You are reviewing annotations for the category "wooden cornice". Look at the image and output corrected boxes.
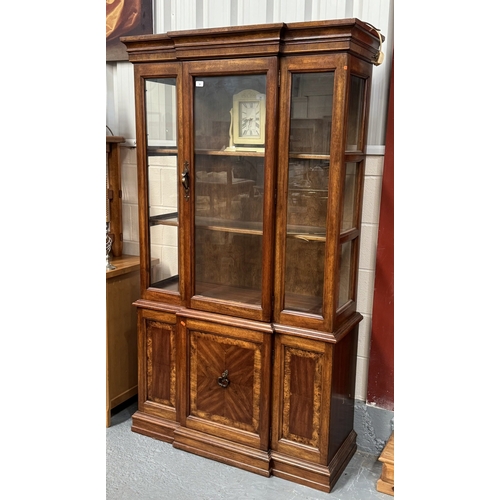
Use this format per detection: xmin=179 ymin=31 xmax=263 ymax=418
xmin=121 ymin=19 xmax=382 ymax=65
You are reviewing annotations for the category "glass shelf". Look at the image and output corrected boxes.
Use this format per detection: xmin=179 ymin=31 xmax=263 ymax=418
xmin=149 ymin=212 xmax=179 ymax=226
xmin=195 ymin=216 xmax=263 ymax=235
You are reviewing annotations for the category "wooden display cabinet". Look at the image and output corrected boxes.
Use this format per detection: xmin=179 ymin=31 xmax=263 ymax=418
xmin=121 ymin=18 xmax=383 ymax=492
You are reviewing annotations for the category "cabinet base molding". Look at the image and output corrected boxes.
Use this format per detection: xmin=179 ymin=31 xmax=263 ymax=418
xmin=131 ymin=411 xmax=179 ymax=444
xmin=271 ymin=431 xmax=357 ymax=493
xmin=173 ymin=426 xmax=271 ymax=477
xmin=109 ymin=386 xmax=138 ymax=411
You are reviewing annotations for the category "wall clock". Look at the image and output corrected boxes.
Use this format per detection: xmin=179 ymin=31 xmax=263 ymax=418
xmin=228 ymin=89 xmax=266 ymax=150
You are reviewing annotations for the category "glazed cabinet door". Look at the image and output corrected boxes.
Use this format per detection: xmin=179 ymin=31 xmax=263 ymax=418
xmin=134 ymin=63 xmax=186 ymax=306
xmin=274 ymin=54 xmax=372 ymax=331
xmin=175 ymin=313 xmax=272 ymax=459
xmin=182 ymin=58 xmax=278 ymax=322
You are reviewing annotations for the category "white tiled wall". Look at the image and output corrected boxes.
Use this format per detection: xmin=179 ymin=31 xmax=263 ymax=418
xmin=355 ymin=154 xmax=384 ymax=400
xmin=118 ymin=147 xmax=384 ymax=401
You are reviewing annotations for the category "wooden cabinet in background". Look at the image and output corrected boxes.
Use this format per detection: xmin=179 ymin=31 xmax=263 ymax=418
xmin=106 ymin=135 xmax=125 ymax=257
xmin=106 ymin=255 xmax=140 ymax=427
xmin=121 ymin=18 xmax=384 ymax=492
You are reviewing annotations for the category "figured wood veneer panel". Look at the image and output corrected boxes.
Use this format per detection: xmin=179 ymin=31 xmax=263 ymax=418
xmin=282 ymin=347 xmax=322 ymax=448
xmin=146 ymin=320 xmax=176 ymax=408
xmin=189 ymin=330 xmax=261 ymax=433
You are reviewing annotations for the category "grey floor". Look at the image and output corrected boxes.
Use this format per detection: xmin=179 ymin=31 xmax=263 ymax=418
xmin=107 ymin=399 xmax=390 ymax=500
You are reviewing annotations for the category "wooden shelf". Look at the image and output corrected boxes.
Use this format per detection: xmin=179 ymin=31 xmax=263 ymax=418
xmin=150 ymin=213 xmax=179 ymax=227
xmin=196 ymin=149 xmax=264 ymax=157
xmin=196 ymin=216 xmax=263 ymax=235
xmin=106 ymin=254 xmax=140 ymax=278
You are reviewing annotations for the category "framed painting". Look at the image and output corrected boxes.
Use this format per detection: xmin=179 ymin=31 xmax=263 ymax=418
xmin=106 ymin=0 xmax=153 ymax=61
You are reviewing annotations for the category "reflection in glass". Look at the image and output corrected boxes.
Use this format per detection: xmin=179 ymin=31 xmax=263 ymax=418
xmin=289 ymin=72 xmax=334 ymax=155
xmin=342 ymin=162 xmax=359 ymax=231
xmin=145 ymin=78 xmax=179 ymax=291
xmin=338 ymin=241 xmax=353 ymax=309
xmin=346 ymin=76 xmax=365 ymax=152
xmin=193 ymin=75 xmax=266 ymax=306
xmin=284 ymin=72 xmax=334 ymax=316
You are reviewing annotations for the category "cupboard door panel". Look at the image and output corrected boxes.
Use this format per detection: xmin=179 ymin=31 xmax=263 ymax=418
xmin=190 ymin=330 xmax=260 ymax=432
xmin=146 ymin=320 xmax=176 ymax=410
xmin=179 ymin=314 xmax=272 ymax=450
xmin=273 ymin=334 xmax=331 ymax=463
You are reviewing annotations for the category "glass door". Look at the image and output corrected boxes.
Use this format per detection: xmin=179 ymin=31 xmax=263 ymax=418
xmin=283 ymin=71 xmax=334 ymax=317
xmin=274 ymin=54 xmax=342 ymax=331
xmin=187 ymin=59 xmax=277 ymax=321
xmin=144 ymin=77 xmax=180 ymax=294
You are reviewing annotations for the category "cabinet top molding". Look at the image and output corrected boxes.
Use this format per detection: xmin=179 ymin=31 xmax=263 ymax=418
xmin=121 ymin=18 xmax=383 ymax=65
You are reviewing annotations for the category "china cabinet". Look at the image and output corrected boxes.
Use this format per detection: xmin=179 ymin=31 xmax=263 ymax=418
xmin=122 ymin=18 xmax=383 ymax=492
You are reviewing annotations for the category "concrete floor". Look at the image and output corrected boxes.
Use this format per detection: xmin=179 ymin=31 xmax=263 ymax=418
xmin=106 ymin=400 xmax=390 ymax=500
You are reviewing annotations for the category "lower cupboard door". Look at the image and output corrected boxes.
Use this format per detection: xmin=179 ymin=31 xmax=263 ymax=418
xmin=183 ymin=317 xmax=271 ymax=450
xmin=271 ymin=333 xmax=332 ymax=464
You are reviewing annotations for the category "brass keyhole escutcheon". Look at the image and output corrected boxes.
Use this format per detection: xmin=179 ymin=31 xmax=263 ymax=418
xmin=217 ymin=369 xmax=230 ymax=388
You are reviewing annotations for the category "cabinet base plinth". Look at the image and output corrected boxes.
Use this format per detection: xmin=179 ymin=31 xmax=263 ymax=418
xmin=271 ymin=431 xmax=357 ymax=493
xmin=131 ymin=411 xmax=179 ymax=443
xmin=173 ymin=426 xmax=271 ymax=477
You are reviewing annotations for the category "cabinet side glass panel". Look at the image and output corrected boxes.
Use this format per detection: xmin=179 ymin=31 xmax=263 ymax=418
xmin=338 ymin=240 xmax=353 ymax=308
xmin=342 ymin=162 xmax=358 ymax=231
xmin=346 ymin=75 xmax=365 ymax=152
xmin=193 ymin=75 xmax=266 ymax=306
xmin=146 ymin=78 xmax=179 ymax=291
xmin=284 ymin=72 xmax=334 ymax=316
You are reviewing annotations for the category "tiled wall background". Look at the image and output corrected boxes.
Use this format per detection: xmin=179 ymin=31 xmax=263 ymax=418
xmin=118 ymin=147 xmax=384 ymax=401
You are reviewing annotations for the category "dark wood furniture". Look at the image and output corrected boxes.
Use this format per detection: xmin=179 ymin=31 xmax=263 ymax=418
xmin=121 ymin=19 xmax=383 ymax=492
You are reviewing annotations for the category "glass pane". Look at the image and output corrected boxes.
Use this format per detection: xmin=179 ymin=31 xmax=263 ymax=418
xmin=146 ymin=78 xmax=179 ymax=292
xmin=346 ymin=76 xmax=365 ymax=152
xmin=342 ymin=162 xmax=359 ymax=231
xmin=193 ymin=75 xmax=266 ymax=305
xmin=284 ymin=72 xmax=334 ymax=316
xmin=290 ymin=73 xmax=334 ymax=155
xmin=338 ymin=241 xmax=353 ymax=309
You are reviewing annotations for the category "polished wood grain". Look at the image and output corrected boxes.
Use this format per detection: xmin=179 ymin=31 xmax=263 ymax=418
xmin=106 ymin=255 xmax=140 ymax=426
xmin=121 ymin=19 xmax=382 ymax=492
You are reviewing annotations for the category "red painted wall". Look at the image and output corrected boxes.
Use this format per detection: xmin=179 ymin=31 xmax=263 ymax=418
xmin=367 ymin=56 xmax=394 ymax=411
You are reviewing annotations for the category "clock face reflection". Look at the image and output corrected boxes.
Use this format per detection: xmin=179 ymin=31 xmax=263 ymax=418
xmin=239 ymin=101 xmax=260 ymax=137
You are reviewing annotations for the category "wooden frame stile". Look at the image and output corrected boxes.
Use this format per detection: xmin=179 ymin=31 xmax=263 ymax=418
xmin=324 ymin=51 xmax=349 ymax=333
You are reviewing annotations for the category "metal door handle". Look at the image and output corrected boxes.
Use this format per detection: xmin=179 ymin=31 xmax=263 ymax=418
xmin=181 ymin=161 xmax=190 ymax=199
xmin=217 ymin=369 xmax=230 ymax=388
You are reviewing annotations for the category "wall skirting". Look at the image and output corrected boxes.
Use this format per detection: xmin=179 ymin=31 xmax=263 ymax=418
xmin=354 ymin=400 xmax=394 ymax=455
